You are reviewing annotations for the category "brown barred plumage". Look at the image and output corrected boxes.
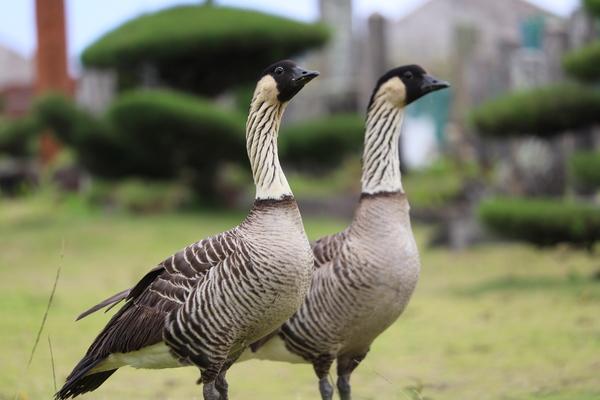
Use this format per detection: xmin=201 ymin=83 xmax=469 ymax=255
xmin=56 ymin=61 xmax=318 ymax=400
xmin=241 ymin=65 xmax=448 ymax=400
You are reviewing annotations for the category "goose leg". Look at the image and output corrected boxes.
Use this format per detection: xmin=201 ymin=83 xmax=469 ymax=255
xmin=313 ymin=355 xmax=335 ymax=400
xmin=202 ymin=381 xmax=220 ymax=400
xmin=200 ymin=362 xmax=225 ymax=400
xmin=336 ymin=353 xmax=367 ymax=400
xmin=215 ymin=374 xmax=229 ymax=400
xmin=214 ymin=355 xmax=239 ymax=400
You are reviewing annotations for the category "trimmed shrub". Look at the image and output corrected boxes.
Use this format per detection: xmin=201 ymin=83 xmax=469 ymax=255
xmin=585 ymin=0 xmax=600 ymax=16
xmin=478 ymin=197 xmax=600 ymax=247
xmin=0 ymin=116 xmax=39 ymax=157
xmin=82 ymin=5 xmax=328 ymax=96
xmin=569 ymin=151 xmax=600 ymax=191
xmin=563 ymin=41 xmax=600 ymax=82
xmin=280 ymin=114 xmax=364 ymax=169
xmin=404 ymin=159 xmax=467 ymax=210
xmin=470 ymin=84 xmax=600 ymax=137
xmin=33 ymin=94 xmax=127 ymax=178
xmin=107 ymin=89 xmax=246 ymax=199
xmin=86 ymin=179 xmax=193 ymax=214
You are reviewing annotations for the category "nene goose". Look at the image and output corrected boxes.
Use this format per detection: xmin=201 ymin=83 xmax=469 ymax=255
xmin=56 ymin=60 xmax=319 ymax=400
xmin=239 ymin=65 xmax=450 ymax=400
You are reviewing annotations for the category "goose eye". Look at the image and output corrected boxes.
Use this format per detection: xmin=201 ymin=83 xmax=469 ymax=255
xmin=404 ymin=71 xmax=414 ymax=80
xmin=274 ymin=67 xmax=284 ymax=75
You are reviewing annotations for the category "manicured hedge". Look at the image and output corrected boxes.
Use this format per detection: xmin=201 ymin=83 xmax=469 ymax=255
xmin=569 ymin=151 xmax=600 ymax=191
xmin=107 ymin=89 xmax=246 ymax=199
xmin=33 ymin=94 xmax=127 ymax=178
xmin=563 ymin=42 xmax=600 ymax=82
xmin=584 ymin=0 xmax=600 ymax=16
xmin=478 ymin=197 xmax=600 ymax=247
xmin=0 ymin=116 xmax=38 ymax=157
xmin=82 ymin=6 xmax=328 ymax=95
xmin=280 ymin=114 xmax=364 ymax=169
xmin=470 ymin=84 xmax=600 ymax=137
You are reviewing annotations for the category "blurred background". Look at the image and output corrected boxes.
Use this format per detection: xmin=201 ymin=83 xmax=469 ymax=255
xmin=1 ymin=0 xmax=599 ymax=399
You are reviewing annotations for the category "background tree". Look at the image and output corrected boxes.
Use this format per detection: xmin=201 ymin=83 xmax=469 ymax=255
xmin=471 ymin=0 xmax=600 ymax=246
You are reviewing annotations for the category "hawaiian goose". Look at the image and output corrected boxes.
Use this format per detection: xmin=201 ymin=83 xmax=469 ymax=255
xmin=241 ymin=65 xmax=450 ymax=399
xmin=56 ymin=60 xmax=319 ymax=400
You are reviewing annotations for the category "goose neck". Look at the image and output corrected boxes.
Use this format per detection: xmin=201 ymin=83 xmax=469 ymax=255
xmin=246 ymin=97 xmax=291 ymax=200
xmin=360 ymin=101 xmax=405 ymax=195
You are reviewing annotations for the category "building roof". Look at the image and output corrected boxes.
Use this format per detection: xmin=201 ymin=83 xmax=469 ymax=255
xmin=387 ymin=0 xmax=562 ymax=68
xmin=0 ymin=43 xmax=34 ymax=89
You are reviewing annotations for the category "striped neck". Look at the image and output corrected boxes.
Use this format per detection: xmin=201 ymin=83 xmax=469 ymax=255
xmin=360 ymin=99 xmax=405 ymax=195
xmin=246 ymin=92 xmax=291 ymax=200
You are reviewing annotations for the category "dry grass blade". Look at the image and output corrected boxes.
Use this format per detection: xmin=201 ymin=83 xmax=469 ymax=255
xmin=48 ymin=336 xmax=57 ymax=392
xmin=26 ymin=240 xmax=64 ymax=369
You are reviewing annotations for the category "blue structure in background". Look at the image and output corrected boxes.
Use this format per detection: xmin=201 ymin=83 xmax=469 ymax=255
xmin=405 ymin=88 xmax=452 ymax=145
xmin=521 ymin=15 xmax=545 ymax=49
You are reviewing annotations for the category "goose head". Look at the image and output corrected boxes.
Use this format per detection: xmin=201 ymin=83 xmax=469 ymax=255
xmin=254 ymin=60 xmax=319 ymax=104
xmin=368 ymin=65 xmax=450 ymax=109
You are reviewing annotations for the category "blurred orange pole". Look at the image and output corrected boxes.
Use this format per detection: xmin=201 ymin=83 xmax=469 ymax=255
xmin=35 ymin=0 xmax=73 ymax=165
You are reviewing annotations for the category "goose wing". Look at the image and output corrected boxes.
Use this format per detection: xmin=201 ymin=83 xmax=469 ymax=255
xmin=59 ymin=230 xmax=241 ymax=398
xmin=86 ymin=231 xmax=240 ymax=356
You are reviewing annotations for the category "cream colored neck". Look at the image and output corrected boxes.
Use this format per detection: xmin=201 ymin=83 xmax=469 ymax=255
xmin=360 ymin=98 xmax=405 ymax=195
xmin=246 ymin=77 xmax=292 ymax=200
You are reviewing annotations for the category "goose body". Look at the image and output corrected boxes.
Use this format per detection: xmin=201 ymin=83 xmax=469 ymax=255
xmin=243 ymin=65 xmax=450 ymax=400
xmin=56 ymin=60 xmax=319 ymax=400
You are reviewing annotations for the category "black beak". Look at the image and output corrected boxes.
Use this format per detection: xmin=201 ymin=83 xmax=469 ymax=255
xmin=292 ymin=67 xmax=320 ymax=86
xmin=421 ymin=74 xmax=450 ymax=95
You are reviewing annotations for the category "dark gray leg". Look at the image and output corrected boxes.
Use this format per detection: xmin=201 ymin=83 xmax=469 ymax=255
xmin=337 ymin=375 xmax=351 ymax=400
xmin=215 ymin=373 xmax=229 ymax=400
xmin=214 ymin=351 xmax=243 ymax=400
xmin=202 ymin=381 xmax=220 ymax=400
xmin=336 ymin=353 xmax=368 ymax=400
xmin=200 ymin=361 xmax=226 ymax=400
xmin=319 ymin=377 xmax=334 ymax=400
xmin=313 ymin=355 xmax=335 ymax=400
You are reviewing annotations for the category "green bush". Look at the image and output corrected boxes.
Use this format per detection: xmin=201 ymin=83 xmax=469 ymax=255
xmin=0 ymin=116 xmax=39 ymax=157
xmin=86 ymin=179 xmax=193 ymax=214
xmin=470 ymin=84 xmax=600 ymax=137
xmin=404 ymin=159 xmax=470 ymax=210
xmin=478 ymin=197 xmax=600 ymax=247
xmin=585 ymin=0 xmax=600 ymax=16
xmin=107 ymin=89 xmax=246 ymax=199
xmin=563 ymin=41 xmax=600 ymax=82
xmin=280 ymin=114 xmax=364 ymax=169
xmin=33 ymin=94 xmax=127 ymax=178
xmin=82 ymin=5 xmax=328 ymax=96
xmin=569 ymin=151 xmax=600 ymax=191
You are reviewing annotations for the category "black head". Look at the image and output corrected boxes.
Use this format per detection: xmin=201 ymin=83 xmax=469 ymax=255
xmin=259 ymin=60 xmax=320 ymax=102
xmin=368 ymin=64 xmax=450 ymax=109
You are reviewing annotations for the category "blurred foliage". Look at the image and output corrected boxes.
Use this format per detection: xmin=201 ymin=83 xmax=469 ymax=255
xmin=470 ymin=84 xmax=600 ymax=137
xmin=280 ymin=114 xmax=364 ymax=170
xmin=479 ymin=197 xmax=600 ymax=247
xmin=33 ymin=94 xmax=126 ymax=178
xmin=233 ymin=84 xmax=255 ymax=113
xmin=404 ymin=159 xmax=473 ymax=210
xmin=107 ymin=89 xmax=246 ymax=200
xmin=584 ymin=0 xmax=600 ymax=16
xmin=86 ymin=179 xmax=193 ymax=214
xmin=563 ymin=41 xmax=600 ymax=82
xmin=82 ymin=5 xmax=328 ymax=96
xmin=0 ymin=116 xmax=39 ymax=157
xmin=569 ymin=151 xmax=600 ymax=191
xmin=32 ymin=92 xmax=248 ymax=202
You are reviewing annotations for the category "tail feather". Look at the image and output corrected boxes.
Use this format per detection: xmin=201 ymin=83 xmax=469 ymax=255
xmin=55 ymin=356 xmax=117 ymax=399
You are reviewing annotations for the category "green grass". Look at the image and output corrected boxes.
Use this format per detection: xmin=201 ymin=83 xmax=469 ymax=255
xmin=1 ymin=197 xmax=600 ymax=399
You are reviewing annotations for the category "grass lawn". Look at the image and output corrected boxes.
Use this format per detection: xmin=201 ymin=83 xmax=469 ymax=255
xmin=1 ymin=196 xmax=599 ymax=400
